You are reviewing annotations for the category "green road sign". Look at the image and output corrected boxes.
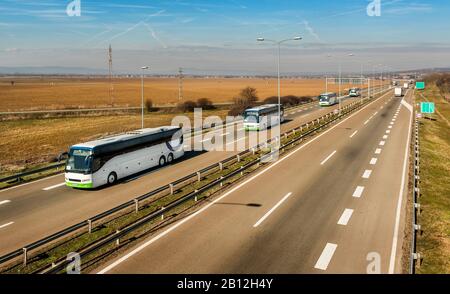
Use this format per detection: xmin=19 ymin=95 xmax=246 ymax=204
xmin=416 ymin=82 xmax=425 ymax=90
xmin=421 ymin=102 xmax=435 ymax=114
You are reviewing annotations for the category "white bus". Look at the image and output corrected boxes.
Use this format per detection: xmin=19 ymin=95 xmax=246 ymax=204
xmin=243 ymin=104 xmax=285 ymax=131
xmin=65 ymin=126 xmax=184 ymax=189
xmin=319 ymin=92 xmax=338 ymax=106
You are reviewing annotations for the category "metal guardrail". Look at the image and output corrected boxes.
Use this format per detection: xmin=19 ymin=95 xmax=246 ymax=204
xmin=0 ymin=162 xmax=66 ymax=183
xmin=0 ymin=86 xmax=391 ymax=273
xmin=410 ymin=114 xmax=422 ymax=273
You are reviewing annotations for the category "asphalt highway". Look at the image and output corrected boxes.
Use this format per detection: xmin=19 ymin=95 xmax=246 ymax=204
xmin=97 ymin=88 xmax=413 ymax=274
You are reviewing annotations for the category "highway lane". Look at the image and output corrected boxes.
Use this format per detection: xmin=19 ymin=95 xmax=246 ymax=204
xmin=0 ymin=95 xmax=365 ymax=255
xmin=97 ymin=88 xmax=412 ymax=274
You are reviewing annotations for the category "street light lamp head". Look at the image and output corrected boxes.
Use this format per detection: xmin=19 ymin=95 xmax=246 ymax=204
xmin=293 ymin=36 xmax=302 ymax=40
xmin=256 ymin=38 xmax=265 ymax=42
xmin=141 ymin=66 xmax=150 ymax=70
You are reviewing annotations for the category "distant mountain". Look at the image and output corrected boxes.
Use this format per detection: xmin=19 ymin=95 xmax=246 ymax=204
xmin=0 ymin=66 xmax=108 ymax=75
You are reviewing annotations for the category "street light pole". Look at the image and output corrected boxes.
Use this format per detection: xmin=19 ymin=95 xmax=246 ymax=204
xmin=257 ymin=36 xmax=302 ymax=131
xmin=141 ymin=66 xmax=150 ymax=129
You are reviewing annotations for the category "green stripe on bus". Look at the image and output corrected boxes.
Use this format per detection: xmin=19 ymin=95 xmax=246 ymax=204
xmin=66 ymin=182 xmax=94 ymax=189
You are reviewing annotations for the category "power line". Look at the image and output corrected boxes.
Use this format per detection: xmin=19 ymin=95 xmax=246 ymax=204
xmin=178 ymin=67 xmax=183 ymax=101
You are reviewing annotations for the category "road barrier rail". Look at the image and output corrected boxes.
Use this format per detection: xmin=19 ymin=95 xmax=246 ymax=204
xmin=410 ymin=113 xmax=422 ymax=273
xmin=0 ymin=87 xmax=390 ymax=274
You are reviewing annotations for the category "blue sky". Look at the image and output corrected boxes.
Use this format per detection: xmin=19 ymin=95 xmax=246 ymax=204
xmin=1 ymin=0 xmax=449 ymax=74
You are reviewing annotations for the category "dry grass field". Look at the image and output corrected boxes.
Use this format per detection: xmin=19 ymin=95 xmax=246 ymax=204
xmin=0 ymin=77 xmax=376 ymax=175
xmin=0 ymin=77 xmax=370 ymax=111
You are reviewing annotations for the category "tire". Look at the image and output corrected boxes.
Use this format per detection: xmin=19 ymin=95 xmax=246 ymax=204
xmin=167 ymin=153 xmax=174 ymax=164
xmin=159 ymin=156 xmax=166 ymax=167
xmin=107 ymin=172 xmax=117 ymax=185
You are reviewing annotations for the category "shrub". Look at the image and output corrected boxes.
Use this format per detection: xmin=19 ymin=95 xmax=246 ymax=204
xmin=177 ymin=100 xmax=197 ymax=112
xmin=145 ymin=99 xmax=154 ymax=112
xmin=228 ymin=104 xmax=249 ymax=117
xmin=196 ymin=98 xmax=215 ymax=110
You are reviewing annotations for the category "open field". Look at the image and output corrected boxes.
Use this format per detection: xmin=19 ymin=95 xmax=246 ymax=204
xmin=0 ymin=110 xmax=228 ymax=176
xmin=0 ymin=77 xmax=372 ymax=111
xmin=415 ymin=85 xmax=450 ymax=273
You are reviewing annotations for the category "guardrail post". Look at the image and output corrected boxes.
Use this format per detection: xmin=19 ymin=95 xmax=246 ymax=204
xmin=23 ymin=247 xmax=28 ymax=266
xmin=161 ymin=207 xmax=165 ymax=220
xmin=220 ymin=176 xmax=224 ymax=187
xmin=169 ymin=183 xmax=174 ymax=195
xmin=87 ymin=219 xmax=92 ymax=234
xmin=219 ymin=162 xmax=223 ymax=170
xmin=197 ymin=171 xmax=201 ymax=182
xmin=116 ymin=230 xmax=120 ymax=246
xmin=134 ymin=199 xmax=139 ymax=213
xmin=237 ymin=155 xmax=241 ymax=163
xmin=240 ymin=166 xmax=244 ymax=176
xmin=252 ymin=148 xmax=256 ymax=155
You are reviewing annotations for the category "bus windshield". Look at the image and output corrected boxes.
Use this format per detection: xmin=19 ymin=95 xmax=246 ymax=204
xmin=319 ymin=95 xmax=331 ymax=102
xmin=66 ymin=148 xmax=93 ymax=173
xmin=244 ymin=112 xmax=259 ymax=123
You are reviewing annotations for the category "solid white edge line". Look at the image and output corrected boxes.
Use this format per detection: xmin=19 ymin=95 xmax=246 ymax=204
xmin=352 ymin=186 xmax=365 ymax=198
xmin=96 ymin=90 xmax=393 ymax=274
xmin=0 ymin=222 xmax=14 ymax=229
xmin=42 ymin=182 xmax=66 ymax=191
xmin=314 ymin=243 xmax=338 ymax=270
xmin=0 ymin=200 xmax=11 ymax=206
xmin=253 ymin=192 xmax=293 ymax=228
xmin=364 ymin=120 xmax=370 ymax=125
xmin=388 ymin=96 xmax=413 ymax=274
xmin=320 ymin=150 xmax=337 ymax=165
xmin=337 ymin=209 xmax=354 ymax=226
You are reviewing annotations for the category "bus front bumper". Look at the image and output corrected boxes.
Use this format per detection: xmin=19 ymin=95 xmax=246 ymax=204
xmin=244 ymin=126 xmax=260 ymax=131
xmin=65 ymin=173 xmax=93 ymax=189
xmin=65 ymin=181 xmax=93 ymax=189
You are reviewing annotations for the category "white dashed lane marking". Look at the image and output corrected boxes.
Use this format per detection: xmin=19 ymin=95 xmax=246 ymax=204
xmin=314 ymin=243 xmax=338 ymax=271
xmin=0 ymin=222 xmax=14 ymax=229
xmin=362 ymin=170 xmax=372 ymax=179
xmin=353 ymin=186 xmax=365 ymax=198
xmin=337 ymin=209 xmax=354 ymax=226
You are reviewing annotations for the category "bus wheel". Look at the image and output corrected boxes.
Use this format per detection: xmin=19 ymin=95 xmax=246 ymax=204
xmin=159 ymin=156 xmax=166 ymax=167
xmin=107 ymin=172 xmax=117 ymax=185
xmin=167 ymin=153 xmax=174 ymax=164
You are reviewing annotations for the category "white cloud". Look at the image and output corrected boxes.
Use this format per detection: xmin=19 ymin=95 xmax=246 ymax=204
xmin=302 ymin=20 xmax=321 ymax=43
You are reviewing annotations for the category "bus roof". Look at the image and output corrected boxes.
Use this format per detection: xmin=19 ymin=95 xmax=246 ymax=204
xmin=72 ymin=126 xmax=180 ymax=149
xmin=320 ymin=92 xmax=337 ymax=96
xmin=245 ymin=104 xmax=279 ymax=112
